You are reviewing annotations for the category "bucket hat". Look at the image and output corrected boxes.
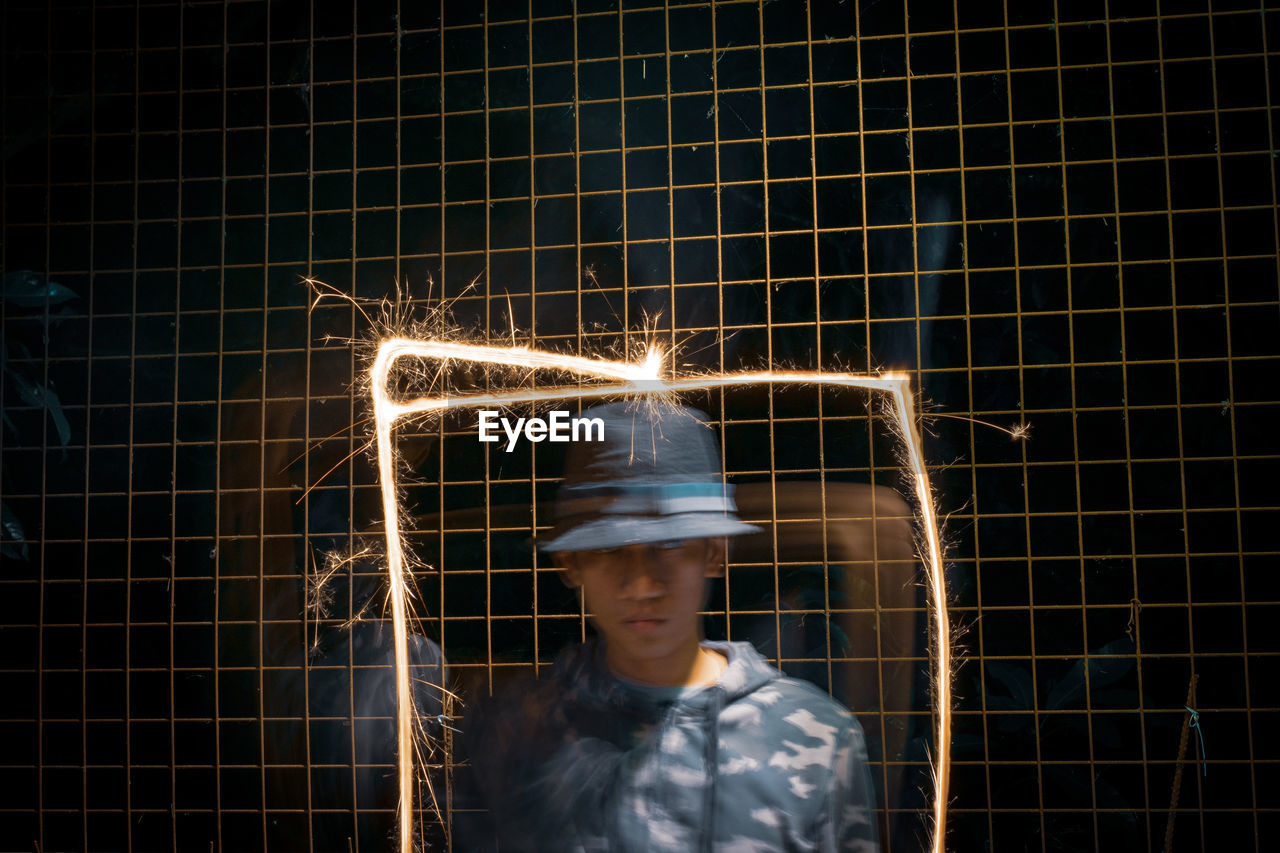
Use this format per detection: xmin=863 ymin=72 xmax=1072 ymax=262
xmin=539 ymin=400 xmax=760 ymax=552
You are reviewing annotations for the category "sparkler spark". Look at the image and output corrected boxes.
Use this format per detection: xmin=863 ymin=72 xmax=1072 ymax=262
xmin=923 ymin=411 xmax=1032 ymax=442
xmin=369 ymin=339 xmax=953 ymax=853
xmin=306 ymin=544 xmax=382 ymax=657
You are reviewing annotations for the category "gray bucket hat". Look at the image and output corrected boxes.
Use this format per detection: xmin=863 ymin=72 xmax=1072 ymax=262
xmin=539 ymin=400 xmax=760 ymax=552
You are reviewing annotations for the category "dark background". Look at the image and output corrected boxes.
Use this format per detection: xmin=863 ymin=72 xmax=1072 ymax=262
xmin=2 ymin=0 xmax=1277 ymax=851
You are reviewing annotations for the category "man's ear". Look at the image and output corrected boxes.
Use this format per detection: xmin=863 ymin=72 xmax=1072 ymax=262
xmin=703 ymin=537 xmax=727 ymax=578
xmin=557 ymin=552 xmax=582 ymax=588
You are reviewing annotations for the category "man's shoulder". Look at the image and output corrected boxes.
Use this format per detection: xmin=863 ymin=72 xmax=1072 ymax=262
xmin=736 ymin=673 xmax=858 ymax=732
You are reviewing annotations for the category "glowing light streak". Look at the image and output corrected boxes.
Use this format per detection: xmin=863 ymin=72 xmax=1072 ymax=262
xmin=370 ymin=339 xmax=952 ymax=853
xmin=923 ymin=411 xmax=1031 ymax=442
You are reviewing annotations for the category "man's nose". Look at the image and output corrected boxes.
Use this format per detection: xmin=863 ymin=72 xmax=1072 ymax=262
xmin=617 ymin=548 xmax=665 ymax=599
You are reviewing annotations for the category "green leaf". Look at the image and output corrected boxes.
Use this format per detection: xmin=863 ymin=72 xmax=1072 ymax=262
xmin=984 ymin=660 xmax=1035 ymax=710
xmin=2 ymin=270 xmax=77 ymax=307
xmin=7 ymin=370 xmax=72 ymax=448
xmin=1 ymin=501 xmax=29 ymax=561
xmin=829 ymin=623 xmax=850 ymax=654
xmin=1043 ymin=639 xmax=1136 ymax=711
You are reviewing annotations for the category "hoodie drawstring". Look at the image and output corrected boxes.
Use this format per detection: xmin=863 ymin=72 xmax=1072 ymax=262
xmin=701 ymin=686 xmax=725 ymax=853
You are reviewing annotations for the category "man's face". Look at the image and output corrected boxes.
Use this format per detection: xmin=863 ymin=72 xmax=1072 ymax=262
xmin=560 ymin=538 xmax=725 ymax=682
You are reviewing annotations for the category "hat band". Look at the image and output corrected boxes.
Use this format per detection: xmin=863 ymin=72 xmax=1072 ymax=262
xmin=555 ymin=482 xmax=738 ymax=518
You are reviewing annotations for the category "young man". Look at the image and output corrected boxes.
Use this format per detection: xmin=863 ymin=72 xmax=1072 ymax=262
xmin=460 ymin=401 xmax=879 ymax=851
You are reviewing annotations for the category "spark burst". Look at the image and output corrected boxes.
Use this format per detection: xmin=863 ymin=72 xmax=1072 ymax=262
xmin=368 ymin=338 xmax=954 ymax=853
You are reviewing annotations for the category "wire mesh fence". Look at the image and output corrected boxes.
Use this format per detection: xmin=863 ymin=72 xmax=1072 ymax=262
xmin=1 ymin=0 xmax=1276 ymax=850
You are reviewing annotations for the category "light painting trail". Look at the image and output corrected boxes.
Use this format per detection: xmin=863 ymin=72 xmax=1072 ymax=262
xmin=370 ymin=339 xmax=952 ymax=853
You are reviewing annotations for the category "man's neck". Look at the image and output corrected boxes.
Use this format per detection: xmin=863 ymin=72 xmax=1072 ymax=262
xmin=605 ymin=641 xmax=727 ymax=687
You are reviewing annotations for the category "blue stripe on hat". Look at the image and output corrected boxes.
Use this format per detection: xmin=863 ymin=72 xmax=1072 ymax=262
xmin=555 ymin=482 xmax=738 ymax=518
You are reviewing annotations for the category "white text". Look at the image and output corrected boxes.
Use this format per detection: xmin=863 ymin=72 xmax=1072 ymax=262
xmin=477 ymin=410 xmax=604 ymax=452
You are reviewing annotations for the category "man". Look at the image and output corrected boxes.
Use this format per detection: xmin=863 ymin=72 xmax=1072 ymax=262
xmin=459 ymin=401 xmax=879 ymax=851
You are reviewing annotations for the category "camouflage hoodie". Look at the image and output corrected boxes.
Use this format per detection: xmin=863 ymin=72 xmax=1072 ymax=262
xmin=461 ymin=639 xmax=879 ymax=852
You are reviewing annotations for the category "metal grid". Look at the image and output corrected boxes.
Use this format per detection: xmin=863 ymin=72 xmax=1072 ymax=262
xmin=1 ymin=0 xmax=1277 ymax=851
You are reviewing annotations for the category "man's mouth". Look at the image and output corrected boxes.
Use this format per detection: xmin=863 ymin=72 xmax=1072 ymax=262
xmin=623 ymin=616 xmax=666 ymax=631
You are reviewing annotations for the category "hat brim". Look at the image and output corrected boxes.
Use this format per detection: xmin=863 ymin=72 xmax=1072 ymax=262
xmin=538 ymin=513 xmax=761 ymax=552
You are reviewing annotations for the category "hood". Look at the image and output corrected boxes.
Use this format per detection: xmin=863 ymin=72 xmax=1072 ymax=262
xmin=550 ymin=638 xmax=782 ymax=852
